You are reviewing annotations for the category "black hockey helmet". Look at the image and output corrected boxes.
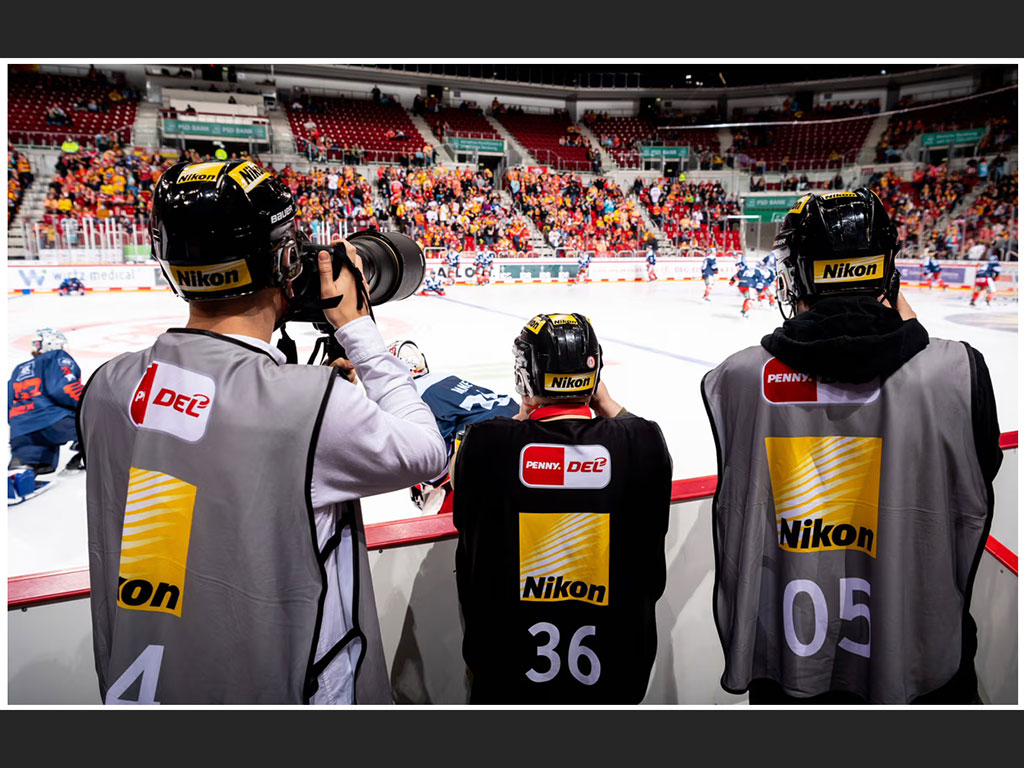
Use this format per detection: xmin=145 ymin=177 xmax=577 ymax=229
xmin=513 ymin=313 xmax=602 ymax=400
xmin=773 ymin=188 xmax=900 ymax=317
xmin=150 ymin=160 xmax=300 ymax=301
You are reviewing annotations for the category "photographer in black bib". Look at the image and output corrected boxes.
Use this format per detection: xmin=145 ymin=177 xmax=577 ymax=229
xmin=452 ymin=313 xmax=672 ymax=704
xmin=702 ymin=188 xmax=1002 ymax=704
xmin=79 ymin=160 xmax=446 ymax=704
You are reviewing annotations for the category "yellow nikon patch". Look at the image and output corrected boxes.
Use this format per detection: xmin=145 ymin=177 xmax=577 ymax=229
xmin=548 ymin=314 xmax=579 ymax=326
xmin=820 ymin=191 xmax=859 ymax=200
xmin=176 ymin=162 xmax=227 ymax=184
xmin=169 ymin=259 xmax=252 ymax=293
xmin=766 ymin=436 xmax=881 ymax=558
xmin=789 ymin=195 xmax=812 ymax=214
xmin=227 ymin=161 xmax=270 ymax=193
xmin=520 ymin=512 xmax=610 ymax=605
xmin=544 ymin=371 xmax=595 ymax=392
xmin=117 ymin=467 xmax=197 ymax=617
xmin=814 ymin=254 xmax=884 ymax=284
xmin=525 ymin=315 xmax=547 ymax=334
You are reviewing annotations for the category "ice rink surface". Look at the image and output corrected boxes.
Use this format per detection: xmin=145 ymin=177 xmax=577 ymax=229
xmin=6 ymin=280 xmax=1019 ymax=577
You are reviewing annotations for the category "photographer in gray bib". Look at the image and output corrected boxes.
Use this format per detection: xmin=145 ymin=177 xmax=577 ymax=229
xmin=79 ymin=159 xmax=446 ymax=704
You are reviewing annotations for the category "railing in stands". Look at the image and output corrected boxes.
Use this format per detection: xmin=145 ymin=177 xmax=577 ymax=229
xmin=9 ymin=125 xmax=134 ymax=149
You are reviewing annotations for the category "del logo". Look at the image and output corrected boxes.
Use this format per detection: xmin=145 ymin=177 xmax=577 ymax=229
xmin=169 ymin=259 xmax=252 ymax=293
xmin=130 ymin=361 xmax=215 ymax=443
xmin=762 ymin=357 xmax=880 ymax=406
xmin=814 ymin=254 xmax=884 ymax=284
xmin=117 ymin=467 xmax=196 ymax=617
xmin=766 ymin=436 xmax=881 ymax=558
xmin=519 ymin=512 xmax=610 ymax=605
xmin=520 ymin=443 xmax=611 ymax=489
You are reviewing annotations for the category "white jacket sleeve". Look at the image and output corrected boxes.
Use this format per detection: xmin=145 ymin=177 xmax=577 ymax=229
xmin=311 ymin=316 xmax=448 ymax=505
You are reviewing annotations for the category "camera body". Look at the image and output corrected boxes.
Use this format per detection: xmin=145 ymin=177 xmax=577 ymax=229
xmin=284 ymin=229 xmax=426 ymax=326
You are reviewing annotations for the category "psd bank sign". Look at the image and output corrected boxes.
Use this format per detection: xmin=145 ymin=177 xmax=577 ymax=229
xmin=9 ymin=265 xmax=160 ymax=292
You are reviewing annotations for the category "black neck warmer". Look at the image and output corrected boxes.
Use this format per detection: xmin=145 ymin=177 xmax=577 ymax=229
xmin=760 ymin=295 xmax=930 ymax=384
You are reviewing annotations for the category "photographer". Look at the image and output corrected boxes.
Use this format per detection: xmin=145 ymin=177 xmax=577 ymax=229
xmin=79 ymin=160 xmax=447 ymax=705
xmin=451 ymin=313 xmax=672 ymax=703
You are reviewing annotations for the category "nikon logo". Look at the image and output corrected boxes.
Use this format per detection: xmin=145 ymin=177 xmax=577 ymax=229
xmin=778 ymin=518 xmax=874 ymax=554
xmin=176 ymin=162 xmax=226 ymax=184
xmin=118 ymin=576 xmax=180 ymax=612
xmin=170 ymin=259 xmax=252 ymax=292
xmin=544 ymin=372 xmax=595 ymax=392
xmin=522 ymin=575 xmax=607 ymax=604
xmin=228 ymin=161 xmax=270 ymax=192
xmin=815 ymin=255 xmax=884 ymax=284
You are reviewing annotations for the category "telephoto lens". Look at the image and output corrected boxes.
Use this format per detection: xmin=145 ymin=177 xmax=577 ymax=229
xmin=286 ymin=230 xmax=426 ymax=324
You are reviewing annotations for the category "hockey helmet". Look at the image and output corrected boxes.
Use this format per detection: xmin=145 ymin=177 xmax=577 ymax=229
xmin=773 ymin=188 xmax=900 ymax=317
xmin=513 ymin=313 xmax=602 ymax=400
xmin=150 ymin=160 xmax=300 ymax=301
xmin=32 ymin=328 xmax=68 ymax=355
xmin=387 ymin=339 xmax=429 ymax=378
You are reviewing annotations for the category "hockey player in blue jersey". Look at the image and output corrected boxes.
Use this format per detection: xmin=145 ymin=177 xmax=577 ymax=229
xmin=572 ymin=252 xmax=592 ymax=285
xmin=387 ymin=339 xmax=519 ymax=511
xmin=475 ymin=249 xmax=495 ymax=285
xmin=645 ymin=245 xmax=658 ymax=281
xmin=57 ymin=277 xmax=86 ymax=296
xmin=8 ymin=328 xmax=84 ymax=475
xmin=444 ymin=248 xmax=461 ymax=286
xmin=970 ymin=255 xmax=1001 ymax=307
xmin=701 ymin=249 xmax=719 ymax=301
xmin=418 ymin=270 xmax=447 ymax=297
xmin=921 ymin=250 xmax=948 ymax=290
xmin=756 ymin=261 xmax=777 ymax=307
xmin=728 ymin=255 xmax=758 ymax=317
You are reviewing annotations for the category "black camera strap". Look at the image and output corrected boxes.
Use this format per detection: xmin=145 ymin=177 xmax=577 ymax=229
xmin=276 ymin=324 xmax=298 ymax=364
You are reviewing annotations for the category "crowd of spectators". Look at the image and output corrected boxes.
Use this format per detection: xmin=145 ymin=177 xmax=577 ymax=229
xmin=732 ymin=97 xmax=881 ymax=123
xmin=633 ymin=177 xmax=741 ymax=251
xmin=959 ymin=170 xmax=1018 ymax=258
xmin=507 ymin=168 xmax=647 ymax=253
xmin=8 ymin=148 xmax=33 ymax=225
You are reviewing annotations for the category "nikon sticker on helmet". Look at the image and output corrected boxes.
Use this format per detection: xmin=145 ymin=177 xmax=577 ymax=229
xmin=228 ymin=161 xmax=270 ymax=193
xmin=176 ymin=162 xmax=228 ymax=184
xmin=168 ymin=258 xmax=252 ymax=293
xmin=819 ymin=191 xmax=859 ymax=201
xmin=548 ymin=314 xmax=580 ymax=326
xmin=765 ymin=436 xmax=881 ymax=558
xmin=788 ymin=195 xmax=812 ymax=215
xmin=814 ymin=254 xmax=885 ymax=284
xmin=544 ymin=371 xmax=595 ymax=393
xmin=117 ymin=467 xmax=197 ymax=617
xmin=519 ymin=511 xmax=610 ymax=605
xmin=525 ymin=315 xmax=547 ymax=334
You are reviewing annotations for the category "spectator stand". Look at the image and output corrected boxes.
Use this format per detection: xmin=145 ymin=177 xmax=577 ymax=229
xmin=159 ymin=88 xmax=273 ymax=157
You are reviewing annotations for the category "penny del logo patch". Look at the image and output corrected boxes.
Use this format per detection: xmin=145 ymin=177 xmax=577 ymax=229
xmin=762 ymin=357 xmax=880 ymax=406
xmin=765 ymin=435 xmax=882 ymax=558
xmin=117 ymin=467 xmax=197 ymax=618
xmin=519 ymin=511 xmax=610 ymax=605
xmin=130 ymin=361 xmax=215 ymax=443
xmin=520 ymin=443 xmax=611 ymax=489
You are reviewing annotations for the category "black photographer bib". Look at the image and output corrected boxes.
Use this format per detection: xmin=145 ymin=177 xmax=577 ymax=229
xmin=452 ymin=412 xmax=672 ymax=704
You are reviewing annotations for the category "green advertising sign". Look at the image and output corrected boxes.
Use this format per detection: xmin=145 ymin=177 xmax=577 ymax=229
xmin=744 ymin=195 xmax=802 ymax=221
xmin=163 ymin=119 xmax=268 ymax=141
xmin=449 ymin=136 xmax=506 ymax=153
xmin=921 ymin=128 xmax=986 ymax=147
xmin=640 ymin=145 xmax=690 ymax=160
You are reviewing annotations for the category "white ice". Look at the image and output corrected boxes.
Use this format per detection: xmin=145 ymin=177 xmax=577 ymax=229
xmin=6 ymin=280 xmax=1018 ymax=578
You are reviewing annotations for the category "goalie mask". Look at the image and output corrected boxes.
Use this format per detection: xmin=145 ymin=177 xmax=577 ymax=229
xmin=773 ymin=188 xmax=900 ymax=318
xmin=387 ymin=339 xmax=429 ymax=378
xmin=513 ymin=313 xmax=602 ymax=400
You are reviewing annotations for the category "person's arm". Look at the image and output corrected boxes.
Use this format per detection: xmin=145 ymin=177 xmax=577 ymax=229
xmin=44 ymin=354 xmax=84 ymax=410
xmin=310 ymin=242 xmax=446 ymax=505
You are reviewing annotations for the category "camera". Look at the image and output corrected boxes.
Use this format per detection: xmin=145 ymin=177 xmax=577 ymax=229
xmin=283 ymin=229 xmax=426 ymax=326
